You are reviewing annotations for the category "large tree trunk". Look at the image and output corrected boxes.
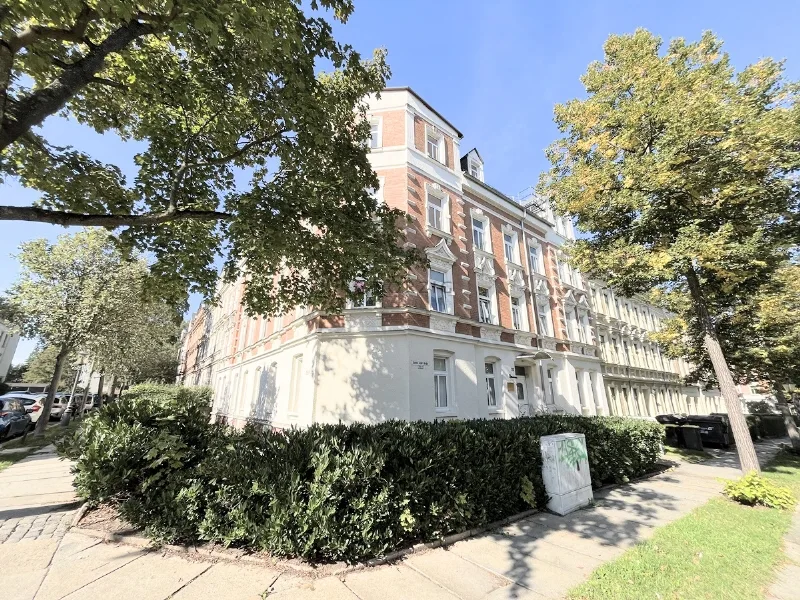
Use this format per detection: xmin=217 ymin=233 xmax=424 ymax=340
xmin=34 ymin=344 xmax=69 ymax=436
xmin=60 ymin=359 xmax=83 ymax=428
xmin=77 ymin=371 xmax=93 ymax=420
xmin=774 ymin=383 xmax=800 ymax=452
xmin=686 ymin=268 xmax=760 ymax=474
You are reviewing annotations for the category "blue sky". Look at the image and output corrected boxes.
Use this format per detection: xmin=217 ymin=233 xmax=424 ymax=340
xmin=2 ymin=0 xmax=800 ymax=364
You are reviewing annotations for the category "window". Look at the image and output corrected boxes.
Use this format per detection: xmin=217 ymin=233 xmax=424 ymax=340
xmin=632 ymin=388 xmax=642 ymax=414
xmin=427 ymin=194 xmax=443 ymax=230
xmin=503 ymin=233 xmax=516 ymax=263
xmin=354 ymin=289 xmax=376 ymax=308
xmin=575 ymin=372 xmax=584 ymax=407
xmin=478 ymin=287 xmax=493 ymax=324
xmin=599 ymin=334 xmax=606 ymax=359
xmin=429 ymin=269 xmax=448 ymax=313
xmin=288 ymin=355 xmax=303 ymax=414
xmin=528 ymin=244 xmax=543 ymax=274
xmin=469 ymin=159 xmax=483 ymax=180
xmin=485 ymin=362 xmax=497 ymax=407
xmin=623 ymin=341 xmax=631 ymax=364
xmin=537 ymin=301 xmax=552 ymax=336
xmin=434 ymin=356 xmax=449 ymax=409
xmin=472 ymin=218 xmax=486 ymax=250
xmin=511 ymin=296 xmax=523 ymax=330
xmin=369 ymin=118 xmax=381 ymax=149
xmin=546 ymin=367 xmax=557 ymax=405
xmin=426 ymin=130 xmax=444 ymax=163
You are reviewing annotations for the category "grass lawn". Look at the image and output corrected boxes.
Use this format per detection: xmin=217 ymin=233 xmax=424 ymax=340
xmin=568 ymin=450 xmax=800 ymax=600
xmin=663 ymin=446 xmax=714 ymax=464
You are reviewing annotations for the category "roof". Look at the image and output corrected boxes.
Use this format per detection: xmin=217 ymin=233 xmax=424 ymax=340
xmin=463 ymin=172 xmax=551 ymax=228
xmin=461 ymin=147 xmax=483 ymax=162
xmin=383 ymin=86 xmax=464 ymax=138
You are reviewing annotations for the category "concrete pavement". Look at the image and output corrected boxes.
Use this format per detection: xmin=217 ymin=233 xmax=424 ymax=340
xmin=2 ymin=440 xmax=786 ymax=600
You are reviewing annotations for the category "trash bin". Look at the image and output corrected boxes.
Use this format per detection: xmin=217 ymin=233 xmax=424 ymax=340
xmin=656 ymin=414 xmax=688 ymax=426
xmin=679 ymin=425 xmax=704 ymax=451
xmin=685 ymin=415 xmax=730 ymax=448
xmin=663 ymin=424 xmax=680 ymax=447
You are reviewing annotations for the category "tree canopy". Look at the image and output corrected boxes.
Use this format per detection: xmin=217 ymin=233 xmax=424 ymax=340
xmin=537 ymin=29 xmax=800 ymax=473
xmin=653 ymin=261 xmax=800 ymax=389
xmin=0 ymin=1 xmax=419 ymax=314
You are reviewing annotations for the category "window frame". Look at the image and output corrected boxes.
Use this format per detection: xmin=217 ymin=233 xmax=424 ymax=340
xmin=537 ymin=300 xmax=553 ymax=337
xmin=429 ymin=268 xmax=450 ymax=314
xmin=503 ymin=232 xmax=518 ymax=264
xmin=510 ymin=295 xmax=525 ymax=330
xmin=433 ymin=355 xmax=451 ymax=410
xmin=528 ymin=242 xmax=543 ymax=275
xmin=485 ymin=361 xmax=498 ymax=408
xmin=368 ymin=116 xmax=382 ymax=149
xmin=478 ymin=285 xmax=494 ymax=324
xmin=425 ymin=127 xmax=445 ymax=163
xmin=425 ymin=186 xmax=449 ymax=234
xmin=472 ymin=218 xmax=486 ymax=250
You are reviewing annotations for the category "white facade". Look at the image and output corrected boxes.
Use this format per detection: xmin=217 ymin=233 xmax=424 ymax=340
xmin=0 ymin=322 xmax=20 ymax=381
xmin=179 ymin=88 xmax=722 ymax=429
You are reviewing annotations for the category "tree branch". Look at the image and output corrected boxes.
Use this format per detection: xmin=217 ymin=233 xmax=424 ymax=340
xmin=0 ymin=18 xmax=165 ymax=151
xmin=0 ymin=205 xmax=232 ymax=228
xmin=90 ymin=76 xmax=127 ymax=90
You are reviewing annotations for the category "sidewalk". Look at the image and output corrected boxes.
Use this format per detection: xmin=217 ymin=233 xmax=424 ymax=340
xmin=3 ymin=440 xmax=786 ymax=600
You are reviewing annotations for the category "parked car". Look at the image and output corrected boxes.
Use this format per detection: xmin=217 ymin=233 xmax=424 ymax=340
xmin=0 ymin=397 xmax=32 ymax=440
xmin=19 ymin=395 xmax=44 ymax=424
xmin=49 ymin=394 xmax=68 ymax=420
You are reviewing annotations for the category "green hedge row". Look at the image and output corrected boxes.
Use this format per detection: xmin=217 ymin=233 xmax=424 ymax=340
xmin=747 ymin=413 xmax=798 ymax=439
xmin=59 ymin=384 xmax=664 ymax=562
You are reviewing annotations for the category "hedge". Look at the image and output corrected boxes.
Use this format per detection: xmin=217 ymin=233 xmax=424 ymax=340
xmin=747 ymin=413 xmax=798 ymax=439
xmin=59 ymin=384 xmax=664 ymax=562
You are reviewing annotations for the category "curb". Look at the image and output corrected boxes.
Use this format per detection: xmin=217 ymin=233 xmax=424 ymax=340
xmin=70 ymin=503 xmax=90 ymax=528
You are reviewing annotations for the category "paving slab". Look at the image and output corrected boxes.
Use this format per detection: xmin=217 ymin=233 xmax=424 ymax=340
xmin=405 ymin=548 xmax=510 ymax=599
xmin=344 ymin=565 xmax=459 ymax=600
xmin=449 ymin=535 xmax=596 ymax=598
xmin=36 ymin=535 xmax=147 ymax=600
xmin=170 ymin=562 xmax=283 ymax=600
xmin=61 ymin=552 xmax=210 ymax=600
xmin=268 ymin=576 xmax=359 ymax=600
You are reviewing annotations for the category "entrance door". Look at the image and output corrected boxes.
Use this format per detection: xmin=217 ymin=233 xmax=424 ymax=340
xmin=516 ymin=379 xmax=529 ymax=417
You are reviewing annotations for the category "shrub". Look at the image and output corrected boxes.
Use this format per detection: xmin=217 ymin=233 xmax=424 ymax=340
xmin=724 ymin=472 xmax=795 ymax=510
xmin=61 ymin=385 xmax=664 ymax=562
xmin=59 ymin=383 xmax=215 ymax=541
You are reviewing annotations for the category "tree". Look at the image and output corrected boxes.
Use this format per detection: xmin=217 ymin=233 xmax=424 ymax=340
xmin=8 ymin=230 xmax=147 ymax=435
xmin=4 ymin=361 xmax=27 ymax=383
xmin=653 ymin=261 xmax=800 ymax=450
xmin=538 ymin=30 xmax=800 ymax=473
xmin=23 ymin=344 xmax=80 ymax=388
xmin=86 ymin=290 xmax=184 ymax=397
xmin=0 ymin=1 xmax=419 ymax=314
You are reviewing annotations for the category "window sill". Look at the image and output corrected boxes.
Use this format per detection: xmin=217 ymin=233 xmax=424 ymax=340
xmin=426 ymin=225 xmax=454 ymax=241
xmin=488 ymin=408 xmax=503 ymax=414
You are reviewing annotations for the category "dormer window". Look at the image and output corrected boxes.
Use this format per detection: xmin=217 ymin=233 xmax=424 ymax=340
xmin=469 ymin=158 xmax=483 ymax=181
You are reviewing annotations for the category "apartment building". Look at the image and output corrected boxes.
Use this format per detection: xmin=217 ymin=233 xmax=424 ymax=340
xmin=178 ymin=87 xmax=723 ymax=427
xmin=588 ymin=282 xmax=723 ymax=417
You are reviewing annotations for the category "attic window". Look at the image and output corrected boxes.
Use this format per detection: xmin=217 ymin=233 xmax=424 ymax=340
xmin=469 ymin=158 xmax=483 ymax=181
